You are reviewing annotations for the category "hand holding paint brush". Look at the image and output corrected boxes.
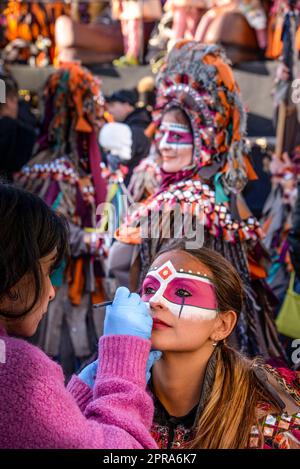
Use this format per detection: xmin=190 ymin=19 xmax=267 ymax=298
xmin=81 ymin=288 xmax=160 ymax=387
xmin=98 ymin=287 xmax=152 ymax=339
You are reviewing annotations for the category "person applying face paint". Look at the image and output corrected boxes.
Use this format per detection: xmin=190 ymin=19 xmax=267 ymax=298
xmin=142 ymin=245 xmax=300 ymax=449
xmin=0 ymin=185 xmax=157 ymax=450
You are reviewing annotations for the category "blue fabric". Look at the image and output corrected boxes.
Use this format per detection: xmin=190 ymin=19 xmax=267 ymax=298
xmin=293 ymin=276 xmax=300 ymax=295
xmin=78 ymin=351 xmax=162 ymax=388
xmin=51 ymin=192 xmax=63 ymax=212
xmin=78 ymin=360 xmax=98 ymax=388
xmin=214 ymin=173 xmax=229 ymax=204
xmin=50 ymin=260 xmax=66 ymax=288
xmin=146 ymin=351 xmax=162 ymax=383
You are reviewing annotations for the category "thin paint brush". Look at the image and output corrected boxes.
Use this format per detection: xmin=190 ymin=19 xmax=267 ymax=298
xmin=93 ymin=300 xmax=113 ymax=309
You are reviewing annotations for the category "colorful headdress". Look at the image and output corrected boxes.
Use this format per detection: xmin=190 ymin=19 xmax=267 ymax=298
xmin=154 ymin=42 xmax=257 ymax=195
xmin=16 ymin=63 xmax=106 ymax=223
xmin=43 ymin=62 xmax=104 ymax=157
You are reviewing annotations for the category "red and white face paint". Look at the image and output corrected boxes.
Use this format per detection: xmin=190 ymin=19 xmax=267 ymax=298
xmin=156 ymin=123 xmax=193 ymax=155
xmin=141 ymin=260 xmax=218 ymax=321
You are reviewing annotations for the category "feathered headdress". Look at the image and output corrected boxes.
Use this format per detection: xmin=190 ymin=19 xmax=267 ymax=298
xmin=153 ymin=41 xmax=257 ymax=196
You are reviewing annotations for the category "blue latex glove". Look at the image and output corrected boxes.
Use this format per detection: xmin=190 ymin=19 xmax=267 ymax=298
xmin=146 ymin=350 xmax=162 ymax=383
xmin=78 ymin=287 xmax=158 ymax=388
xmin=78 ymin=351 xmax=162 ymax=388
xmin=78 ymin=360 xmax=98 ymax=389
xmin=104 ymin=286 xmax=153 ymax=340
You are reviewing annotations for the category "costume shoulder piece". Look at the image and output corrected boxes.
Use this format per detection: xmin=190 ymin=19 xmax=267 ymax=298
xmin=116 ymin=177 xmax=263 ymax=245
xmin=264 ymin=365 xmax=300 ymax=408
xmin=249 ymin=364 xmax=300 ymax=449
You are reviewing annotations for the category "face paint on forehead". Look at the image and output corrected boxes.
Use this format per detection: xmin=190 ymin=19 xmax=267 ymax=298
xmin=142 ymin=260 xmax=218 ymax=321
xmin=160 ymin=123 xmax=190 ymax=132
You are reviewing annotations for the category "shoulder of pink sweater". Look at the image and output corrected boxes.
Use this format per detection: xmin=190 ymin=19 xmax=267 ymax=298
xmin=0 ymin=333 xmax=64 ymax=384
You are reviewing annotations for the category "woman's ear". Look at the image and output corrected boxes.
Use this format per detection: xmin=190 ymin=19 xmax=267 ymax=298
xmin=210 ymin=310 xmax=237 ymax=342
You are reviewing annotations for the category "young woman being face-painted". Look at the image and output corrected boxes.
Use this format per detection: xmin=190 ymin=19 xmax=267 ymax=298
xmin=141 ymin=250 xmax=236 ymax=353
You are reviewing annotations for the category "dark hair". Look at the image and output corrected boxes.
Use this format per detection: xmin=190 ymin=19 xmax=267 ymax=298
xmin=106 ymin=88 xmax=138 ymax=107
xmin=162 ymin=106 xmax=193 ymax=133
xmin=0 ymin=184 xmax=69 ymax=319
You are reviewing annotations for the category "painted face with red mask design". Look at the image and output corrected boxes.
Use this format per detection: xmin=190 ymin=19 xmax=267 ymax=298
xmin=141 ymin=250 xmax=221 ymax=353
xmin=142 ymin=261 xmax=217 ymax=321
xmin=156 ymin=110 xmax=194 ymax=173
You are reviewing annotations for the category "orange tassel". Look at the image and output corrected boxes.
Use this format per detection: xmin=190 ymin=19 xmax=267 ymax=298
xmin=19 ymin=23 xmax=32 ymax=42
xmin=248 ymin=258 xmax=267 ymax=279
xmin=296 ymin=27 xmax=300 ymax=51
xmin=92 ymin=277 xmax=107 ymax=305
xmin=68 ymin=258 xmax=85 ymax=306
xmin=232 ymin=107 xmax=241 ymax=142
xmin=244 ymin=155 xmax=258 ymax=180
xmin=236 ymin=194 xmax=252 ymax=220
xmin=267 ymin=18 xmax=283 ymax=59
xmin=215 ymin=131 xmax=225 ymax=147
xmin=238 ymin=228 xmax=245 ymax=241
xmin=261 ymin=214 xmax=273 ymax=235
xmin=76 ymin=116 xmax=93 ymax=133
xmin=221 ymin=161 xmax=229 ymax=174
xmin=203 ymin=55 xmax=235 ymax=92
xmin=144 ymin=122 xmax=157 ymax=139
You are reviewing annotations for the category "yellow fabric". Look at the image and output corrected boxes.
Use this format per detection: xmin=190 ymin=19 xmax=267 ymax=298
xmin=276 ymin=272 xmax=300 ymax=339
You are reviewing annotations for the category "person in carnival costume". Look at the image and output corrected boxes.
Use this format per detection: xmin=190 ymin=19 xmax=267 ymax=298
xmin=98 ymin=122 xmax=138 ymax=243
xmin=110 ymin=41 xmax=285 ymax=361
xmin=15 ymin=63 xmax=108 ymax=379
xmin=261 ymin=0 xmax=300 ymax=306
xmin=144 ymin=244 xmax=300 ymax=449
xmin=111 ymin=0 xmax=162 ymax=67
xmin=266 ymin=0 xmax=300 ymax=60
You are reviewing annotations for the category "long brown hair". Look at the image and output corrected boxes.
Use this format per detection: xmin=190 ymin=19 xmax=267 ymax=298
xmin=155 ymin=244 xmax=281 ymax=448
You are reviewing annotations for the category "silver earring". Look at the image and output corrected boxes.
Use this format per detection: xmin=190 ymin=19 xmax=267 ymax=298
xmin=212 ymin=338 xmax=218 ymax=347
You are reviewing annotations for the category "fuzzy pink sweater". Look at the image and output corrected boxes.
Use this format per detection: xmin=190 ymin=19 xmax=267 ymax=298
xmin=0 ymin=326 xmax=157 ymax=449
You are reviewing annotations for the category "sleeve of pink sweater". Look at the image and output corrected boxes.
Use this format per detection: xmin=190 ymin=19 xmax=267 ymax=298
xmin=0 ymin=333 xmax=157 ymax=449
